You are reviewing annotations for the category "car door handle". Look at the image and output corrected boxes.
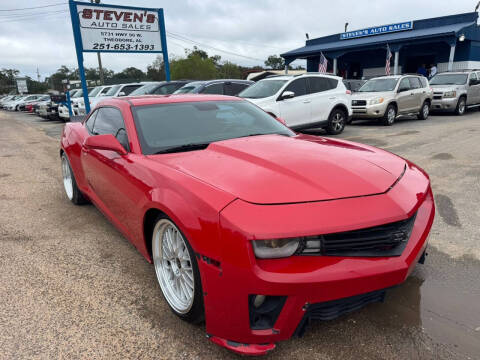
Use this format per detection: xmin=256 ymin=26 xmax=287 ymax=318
xmin=329 ymin=97 xmax=337 ymax=100
xmin=302 ymin=100 xmax=311 ymax=104
xmin=410 ymin=93 xmax=415 ymax=96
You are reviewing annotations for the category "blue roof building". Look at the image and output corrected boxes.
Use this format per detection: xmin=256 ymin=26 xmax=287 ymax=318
xmin=281 ymin=12 xmax=480 ymax=78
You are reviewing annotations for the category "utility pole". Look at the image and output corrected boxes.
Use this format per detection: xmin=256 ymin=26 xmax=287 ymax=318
xmin=91 ymin=0 xmax=104 ymax=85
xmin=345 ymin=22 xmax=349 ymax=32
xmin=36 ymin=67 xmax=40 ymax=82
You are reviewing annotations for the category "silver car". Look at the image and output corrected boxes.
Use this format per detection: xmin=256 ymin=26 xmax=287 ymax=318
xmin=351 ymin=75 xmax=433 ymax=125
xmin=430 ymin=71 xmax=480 ymax=115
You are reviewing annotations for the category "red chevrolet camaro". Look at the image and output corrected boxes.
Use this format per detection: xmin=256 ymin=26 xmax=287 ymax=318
xmin=60 ymin=94 xmax=434 ymax=355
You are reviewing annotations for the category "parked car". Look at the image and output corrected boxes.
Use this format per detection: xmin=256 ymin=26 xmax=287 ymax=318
xmin=351 ymin=75 xmax=433 ymax=125
xmin=36 ymin=99 xmax=59 ymax=120
xmin=429 ymin=71 xmax=480 ymax=115
xmin=0 ymin=95 xmax=16 ymax=107
xmin=343 ymin=79 xmax=367 ymax=92
xmin=86 ymin=82 xmax=144 ymax=111
xmin=2 ymin=95 xmax=27 ymax=110
xmin=60 ymin=94 xmax=434 ymax=356
xmin=129 ymin=81 xmax=191 ymax=96
xmin=173 ymin=79 xmax=253 ymax=96
xmin=19 ymin=95 xmax=50 ymax=111
xmin=24 ymin=96 xmax=50 ymax=113
xmin=75 ymin=85 xmax=114 ymax=116
xmin=239 ymin=73 xmax=351 ymax=134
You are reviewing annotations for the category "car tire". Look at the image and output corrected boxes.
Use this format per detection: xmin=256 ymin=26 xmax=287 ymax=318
xmin=326 ymin=108 xmax=347 ymax=135
xmin=417 ymin=101 xmax=430 ymax=120
xmin=382 ymin=104 xmax=396 ymax=126
xmin=152 ymin=216 xmax=205 ymax=324
xmin=61 ymin=153 xmax=89 ymax=205
xmin=455 ymin=97 xmax=466 ymax=115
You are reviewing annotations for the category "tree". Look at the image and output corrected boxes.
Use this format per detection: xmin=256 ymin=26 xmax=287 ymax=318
xmin=218 ymin=61 xmax=242 ymax=79
xmin=170 ymin=54 xmax=218 ymax=80
xmin=26 ymin=77 xmax=48 ymax=93
xmin=264 ymin=55 xmax=285 ymax=70
xmin=0 ymin=68 xmax=20 ymax=94
xmin=146 ymin=55 xmax=166 ymax=81
xmin=111 ymin=67 xmax=147 ymax=82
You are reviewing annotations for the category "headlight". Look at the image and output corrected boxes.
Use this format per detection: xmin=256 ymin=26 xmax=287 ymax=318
xmin=443 ymin=91 xmax=456 ymax=98
xmin=368 ymin=97 xmax=384 ymax=105
xmin=252 ymin=238 xmax=301 ymax=259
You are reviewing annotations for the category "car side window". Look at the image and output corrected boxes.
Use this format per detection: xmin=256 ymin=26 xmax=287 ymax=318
xmin=120 ymin=85 xmax=142 ymax=96
xmin=469 ymin=73 xmax=477 ymax=84
xmin=419 ymin=77 xmax=428 ymax=88
xmin=283 ymin=78 xmax=307 ymax=97
xmin=100 ymin=87 xmax=111 ymax=95
xmin=224 ymin=83 xmax=250 ymax=96
xmin=307 ymin=77 xmax=338 ymax=94
xmin=201 ymin=83 xmax=224 ymax=94
xmin=85 ymin=109 xmax=99 ymax=134
xmin=154 ymin=84 xmax=181 ymax=95
xmin=92 ymin=107 xmax=130 ymax=151
xmin=398 ymin=78 xmax=410 ymax=90
xmin=408 ymin=77 xmax=421 ymax=89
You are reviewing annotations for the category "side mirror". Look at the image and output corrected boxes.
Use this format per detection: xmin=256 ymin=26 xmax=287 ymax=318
xmin=275 ymin=117 xmax=287 ymax=126
xmin=470 ymin=79 xmax=478 ymax=86
xmin=83 ymin=134 xmax=127 ymax=155
xmin=398 ymin=87 xmax=409 ymax=93
xmin=118 ymin=91 xmax=126 ymax=97
xmin=279 ymin=91 xmax=295 ymax=100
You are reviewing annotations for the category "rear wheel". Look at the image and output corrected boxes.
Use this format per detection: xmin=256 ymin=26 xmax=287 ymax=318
xmin=61 ymin=153 xmax=88 ymax=205
xmin=325 ymin=108 xmax=346 ymax=135
xmin=455 ymin=97 xmax=466 ymax=115
xmin=152 ymin=217 xmax=204 ymax=323
xmin=382 ymin=104 xmax=396 ymax=126
xmin=417 ymin=101 xmax=430 ymax=120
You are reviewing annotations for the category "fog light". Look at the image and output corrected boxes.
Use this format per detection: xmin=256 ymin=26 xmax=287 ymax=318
xmin=253 ymin=295 xmax=266 ymax=308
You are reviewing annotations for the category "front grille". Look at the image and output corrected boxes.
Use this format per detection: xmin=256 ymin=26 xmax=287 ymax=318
xmin=352 ymin=100 xmax=367 ymax=106
xmin=433 ymin=96 xmax=442 ymax=100
xmin=296 ymin=213 xmax=416 ymax=257
xmin=294 ymin=289 xmax=387 ymax=337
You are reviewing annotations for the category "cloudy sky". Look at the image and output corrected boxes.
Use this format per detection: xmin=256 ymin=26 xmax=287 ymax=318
xmin=0 ymin=0 xmax=478 ymax=79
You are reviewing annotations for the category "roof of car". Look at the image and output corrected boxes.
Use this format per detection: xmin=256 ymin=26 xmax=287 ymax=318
xmin=102 ymin=94 xmax=243 ymax=106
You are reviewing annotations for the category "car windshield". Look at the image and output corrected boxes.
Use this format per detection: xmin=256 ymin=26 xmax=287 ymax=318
xmin=430 ymin=74 xmax=468 ymax=85
xmin=88 ymin=87 xmax=103 ymax=97
xmin=132 ymin=100 xmax=295 ymax=155
xmin=358 ymin=78 xmax=399 ymax=92
xmin=72 ymin=89 xmax=83 ymax=98
xmin=239 ymin=80 xmax=288 ymax=99
xmin=173 ymin=83 xmax=204 ymax=94
xmin=130 ymin=83 xmax=162 ymax=95
xmin=105 ymin=84 xmax=121 ymax=96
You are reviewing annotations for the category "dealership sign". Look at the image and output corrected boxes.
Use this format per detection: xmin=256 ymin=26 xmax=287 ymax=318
xmin=68 ymin=0 xmax=170 ymax=113
xmin=77 ymin=4 xmax=163 ymax=52
xmin=16 ymin=78 xmax=28 ymax=94
xmin=340 ymin=21 xmax=413 ymax=40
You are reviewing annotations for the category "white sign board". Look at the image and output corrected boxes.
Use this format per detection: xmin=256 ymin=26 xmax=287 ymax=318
xmin=16 ymin=79 xmax=28 ymax=94
xmin=77 ymin=5 xmax=162 ymax=52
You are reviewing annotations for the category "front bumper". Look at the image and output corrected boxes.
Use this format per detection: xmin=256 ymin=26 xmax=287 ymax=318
xmin=351 ymin=102 xmax=387 ymax=118
xmin=431 ymin=97 xmax=458 ymax=112
xmin=198 ymin=163 xmax=434 ymax=355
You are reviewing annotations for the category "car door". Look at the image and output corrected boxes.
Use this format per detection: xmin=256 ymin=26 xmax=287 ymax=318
xmin=467 ymin=72 xmax=480 ymax=105
xmin=396 ymin=78 xmax=415 ymax=113
xmin=307 ymin=76 xmax=339 ymax=124
xmin=224 ymin=82 xmax=251 ymax=96
xmin=154 ymin=83 xmax=183 ymax=94
xmin=277 ymin=78 xmax=310 ymax=127
xmin=81 ymin=107 xmax=138 ymax=233
xmin=408 ymin=77 xmax=423 ymax=110
xmin=118 ymin=84 xmax=142 ymax=96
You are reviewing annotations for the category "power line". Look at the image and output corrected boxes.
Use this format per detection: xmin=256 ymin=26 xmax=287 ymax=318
xmin=0 ymin=10 xmax=69 ymax=24
xmin=0 ymin=9 xmax=69 ymax=18
xmin=0 ymin=2 xmax=66 ymax=12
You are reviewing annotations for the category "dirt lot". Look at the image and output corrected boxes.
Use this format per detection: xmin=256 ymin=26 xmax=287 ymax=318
xmin=0 ymin=110 xmax=479 ymax=360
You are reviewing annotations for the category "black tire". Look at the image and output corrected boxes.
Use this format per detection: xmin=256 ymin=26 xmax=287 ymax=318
xmin=455 ymin=97 xmax=466 ymax=115
xmin=152 ymin=215 xmax=204 ymax=324
xmin=417 ymin=101 xmax=430 ymax=120
xmin=325 ymin=108 xmax=347 ymax=135
xmin=61 ymin=153 xmax=89 ymax=205
xmin=382 ymin=104 xmax=396 ymax=126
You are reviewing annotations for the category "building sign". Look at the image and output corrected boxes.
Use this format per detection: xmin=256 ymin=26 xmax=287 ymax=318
xmin=340 ymin=21 xmax=413 ymax=40
xmin=76 ymin=4 xmax=162 ymax=52
xmin=16 ymin=78 xmax=28 ymax=94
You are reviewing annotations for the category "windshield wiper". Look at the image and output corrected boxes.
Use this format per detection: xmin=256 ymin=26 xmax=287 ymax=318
xmin=154 ymin=142 xmax=211 ymax=154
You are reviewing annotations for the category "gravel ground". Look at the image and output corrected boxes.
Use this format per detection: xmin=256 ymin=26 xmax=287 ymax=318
xmin=0 ymin=110 xmax=479 ymax=360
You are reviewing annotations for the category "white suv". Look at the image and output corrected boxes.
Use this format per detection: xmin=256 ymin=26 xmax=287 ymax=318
xmin=239 ymin=74 xmax=352 ymax=134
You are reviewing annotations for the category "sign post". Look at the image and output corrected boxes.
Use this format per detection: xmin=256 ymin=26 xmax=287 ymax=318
xmin=68 ymin=0 xmax=170 ymax=114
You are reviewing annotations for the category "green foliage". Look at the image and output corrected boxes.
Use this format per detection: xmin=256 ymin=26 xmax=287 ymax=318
xmin=170 ymin=54 xmax=218 ymax=80
xmin=264 ymin=55 xmax=285 ymax=70
xmin=217 ymin=61 xmax=243 ymax=79
xmin=0 ymin=68 xmax=20 ymax=94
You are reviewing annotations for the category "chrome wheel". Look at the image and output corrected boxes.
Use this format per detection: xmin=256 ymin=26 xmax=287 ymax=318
xmin=153 ymin=219 xmax=194 ymax=314
xmin=331 ymin=112 xmax=345 ymax=132
xmin=423 ymin=104 xmax=429 ymax=118
xmin=458 ymin=99 xmax=466 ymax=115
xmin=61 ymin=155 xmax=73 ymax=200
xmin=387 ymin=107 xmax=396 ymax=124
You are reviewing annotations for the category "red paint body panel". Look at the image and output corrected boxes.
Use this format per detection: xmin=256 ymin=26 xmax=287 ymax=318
xmin=60 ymin=96 xmax=435 ymax=355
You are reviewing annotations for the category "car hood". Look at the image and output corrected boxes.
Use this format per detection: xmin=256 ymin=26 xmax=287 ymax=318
xmin=147 ymin=134 xmax=406 ymax=204
xmin=243 ymin=96 xmax=276 ymax=107
xmin=352 ymin=91 xmax=393 ymax=100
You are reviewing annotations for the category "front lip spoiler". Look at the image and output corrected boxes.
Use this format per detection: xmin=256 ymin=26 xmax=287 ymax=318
xmin=208 ymin=335 xmax=275 ymax=356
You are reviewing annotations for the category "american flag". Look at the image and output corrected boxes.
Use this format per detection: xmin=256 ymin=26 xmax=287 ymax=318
xmin=385 ymin=44 xmax=392 ymax=75
xmin=318 ymin=52 xmax=328 ymax=73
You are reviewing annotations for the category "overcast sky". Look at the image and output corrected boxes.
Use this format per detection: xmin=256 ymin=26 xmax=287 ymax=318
xmin=0 ymin=0 xmax=478 ymax=79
